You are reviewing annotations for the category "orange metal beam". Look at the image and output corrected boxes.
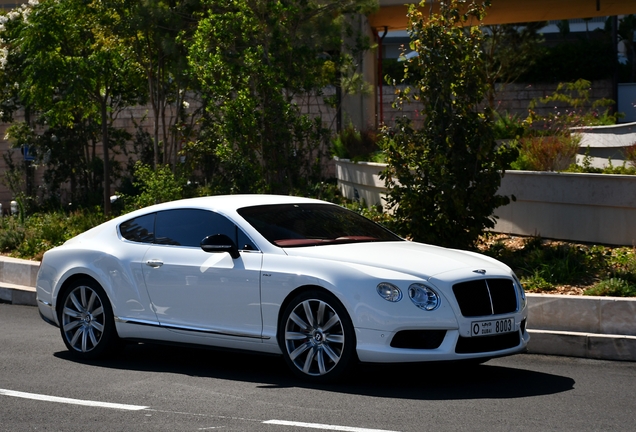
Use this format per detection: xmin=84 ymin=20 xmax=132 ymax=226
xmin=369 ymin=0 xmax=636 ymax=30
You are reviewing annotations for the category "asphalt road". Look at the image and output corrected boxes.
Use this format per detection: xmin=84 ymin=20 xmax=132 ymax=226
xmin=1 ymin=303 xmax=635 ymax=432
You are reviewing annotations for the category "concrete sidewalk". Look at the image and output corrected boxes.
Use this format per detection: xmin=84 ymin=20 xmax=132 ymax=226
xmin=2 ymin=255 xmax=635 ymax=362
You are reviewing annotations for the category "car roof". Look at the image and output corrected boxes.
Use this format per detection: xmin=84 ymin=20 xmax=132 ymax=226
xmin=119 ymin=194 xmax=332 ymax=220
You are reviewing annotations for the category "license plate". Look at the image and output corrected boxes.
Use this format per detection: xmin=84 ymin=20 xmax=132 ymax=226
xmin=471 ymin=317 xmax=515 ymax=337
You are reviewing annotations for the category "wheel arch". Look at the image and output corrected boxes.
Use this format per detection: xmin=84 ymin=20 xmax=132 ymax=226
xmin=55 ymin=273 xmax=108 ymax=317
xmin=277 ymin=284 xmax=347 ymax=332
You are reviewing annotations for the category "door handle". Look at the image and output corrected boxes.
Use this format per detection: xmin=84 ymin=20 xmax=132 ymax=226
xmin=145 ymin=259 xmax=164 ymax=268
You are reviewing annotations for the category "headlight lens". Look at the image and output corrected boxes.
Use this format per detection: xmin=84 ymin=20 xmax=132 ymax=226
xmin=408 ymin=283 xmax=440 ymax=311
xmin=377 ymin=282 xmax=402 ymax=302
xmin=513 ymin=273 xmax=526 ymax=308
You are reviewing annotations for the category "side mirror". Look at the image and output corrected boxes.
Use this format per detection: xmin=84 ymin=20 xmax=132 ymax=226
xmin=200 ymin=234 xmax=240 ymax=259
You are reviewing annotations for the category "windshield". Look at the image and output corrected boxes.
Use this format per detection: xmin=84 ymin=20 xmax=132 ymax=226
xmin=237 ymin=203 xmax=402 ymax=247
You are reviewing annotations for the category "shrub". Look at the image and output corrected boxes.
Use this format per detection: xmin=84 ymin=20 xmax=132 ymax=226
xmin=1 ymin=209 xmax=106 ymax=261
xmin=121 ymin=162 xmax=185 ymax=211
xmin=481 ymin=236 xmax=600 ymax=291
xmin=584 ymin=278 xmax=636 ymax=297
xmin=493 ymin=112 xmax=527 ymax=140
xmin=331 ymin=124 xmax=381 ymax=162
xmin=513 ymin=134 xmax=580 ymax=171
xmin=511 ymin=79 xmax=620 ymax=172
xmin=0 ymin=218 xmax=25 ymax=253
xmin=624 ymin=143 xmax=636 ymax=168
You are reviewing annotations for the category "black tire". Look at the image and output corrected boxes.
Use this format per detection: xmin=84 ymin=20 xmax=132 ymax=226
xmin=57 ymin=278 xmax=119 ymax=360
xmin=278 ymin=290 xmax=356 ymax=382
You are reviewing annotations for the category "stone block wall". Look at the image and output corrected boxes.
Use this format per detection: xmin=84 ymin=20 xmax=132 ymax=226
xmin=378 ymin=79 xmax=614 ymax=128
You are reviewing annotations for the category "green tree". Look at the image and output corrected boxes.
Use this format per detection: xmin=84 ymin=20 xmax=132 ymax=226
xmin=115 ymin=0 xmax=205 ymax=170
xmin=380 ymin=0 xmax=517 ymax=249
xmin=187 ymin=0 xmax=376 ymax=194
xmin=0 ymin=0 xmax=145 ymax=214
xmin=124 ymin=161 xmax=184 ymax=210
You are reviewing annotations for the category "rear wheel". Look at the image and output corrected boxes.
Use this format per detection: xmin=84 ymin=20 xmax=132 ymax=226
xmin=58 ymin=279 xmax=119 ymax=360
xmin=279 ymin=290 xmax=356 ymax=382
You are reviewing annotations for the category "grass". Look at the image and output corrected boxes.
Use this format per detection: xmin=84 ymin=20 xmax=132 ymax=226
xmin=478 ymin=234 xmax=636 ymax=297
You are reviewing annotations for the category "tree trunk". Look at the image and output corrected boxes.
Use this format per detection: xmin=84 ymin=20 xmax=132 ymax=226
xmin=101 ymin=100 xmax=111 ymax=216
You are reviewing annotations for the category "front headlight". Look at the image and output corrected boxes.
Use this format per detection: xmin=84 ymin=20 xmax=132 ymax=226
xmin=377 ymin=282 xmax=402 ymax=302
xmin=513 ymin=273 xmax=526 ymax=308
xmin=408 ymin=283 xmax=440 ymax=311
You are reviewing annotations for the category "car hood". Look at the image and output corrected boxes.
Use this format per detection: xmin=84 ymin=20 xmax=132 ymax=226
xmin=282 ymin=241 xmax=510 ymax=280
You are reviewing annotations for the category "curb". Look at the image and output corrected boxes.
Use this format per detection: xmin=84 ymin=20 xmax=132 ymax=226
xmin=1 ymin=257 xmax=635 ymax=362
xmin=526 ymin=293 xmax=636 ymax=361
xmin=527 ymin=329 xmax=636 ymax=361
xmin=0 ymin=256 xmax=39 ymax=306
xmin=0 ymin=282 xmax=37 ymax=306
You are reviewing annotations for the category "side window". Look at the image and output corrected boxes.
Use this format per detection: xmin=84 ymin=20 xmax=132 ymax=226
xmin=119 ymin=213 xmax=155 ymax=243
xmin=154 ymin=209 xmax=257 ymax=250
xmin=237 ymin=229 xmax=257 ymax=251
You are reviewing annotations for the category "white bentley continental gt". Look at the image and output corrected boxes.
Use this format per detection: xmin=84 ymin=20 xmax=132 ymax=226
xmin=36 ymin=194 xmax=529 ymax=382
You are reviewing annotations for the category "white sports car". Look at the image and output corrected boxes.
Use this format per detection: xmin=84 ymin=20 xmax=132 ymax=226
xmin=36 ymin=194 xmax=529 ymax=381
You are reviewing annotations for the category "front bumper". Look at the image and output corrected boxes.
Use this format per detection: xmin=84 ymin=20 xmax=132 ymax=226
xmin=355 ymin=323 xmax=530 ymax=363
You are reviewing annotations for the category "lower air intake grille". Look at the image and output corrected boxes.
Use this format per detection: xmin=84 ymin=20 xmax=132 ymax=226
xmin=452 ymin=278 xmax=518 ymax=317
xmin=390 ymin=330 xmax=447 ymax=349
xmin=455 ymin=331 xmax=520 ymax=354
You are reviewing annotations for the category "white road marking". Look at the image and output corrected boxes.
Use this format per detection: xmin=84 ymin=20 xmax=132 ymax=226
xmin=1 ymin=388 xmax=399 ymax=431
xmin=0 ymin=388 xmax=148 ymax=411
xmin=263 ymin=420 xmax=400 ymax=432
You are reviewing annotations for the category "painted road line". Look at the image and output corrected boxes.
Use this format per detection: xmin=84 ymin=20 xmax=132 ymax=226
xmin=0 ymin=388 xmax=149 ymax=411
xmin=263 ymin=420 xmax=400 ymax=432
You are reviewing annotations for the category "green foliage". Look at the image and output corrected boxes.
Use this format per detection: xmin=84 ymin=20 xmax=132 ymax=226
xmin=0 ymin=0 xmax=377 ymax=206
xmin=526 ymin=79 xmax=619 ymax=131
xmin=1 ymin=149 xmax=28 ymax=222
xmin=513 ymin=135 xmax=580 ymax=171
xmin=493 ymin=112 xmax=527 ymax=140
xmin=624 ymin=144 xmax=636 ymax=168
xmin=481 ymin=236 xmax=596 ymax=291
xmin=186 ymin=0 xmax=375 ymax=195
xmin=122 ymin=162 xmax=184 ymax=211
xmin=584 ymin=278 xmax=636 ymax=297
xmin=564 ymin=152 xmax=636 ymax=175
xmin=0 ymin=209 xmax=106 ymax=261
xmin=379 ymin=0 xmax=517 ymax=249
xmin=482 ymin=235 xmax=636 ymax=296
xmin=382 ymin=58 xmax=414 ymax=84
xmin=117 ymin=0 xmax=205 ymax=170
xmin=0 ymin=0 xmax=147 ymax=214
xmin=510 ymin=79 xmax=621 ymax=172
xmin=331 ymin=123 xmax=381 ymax=161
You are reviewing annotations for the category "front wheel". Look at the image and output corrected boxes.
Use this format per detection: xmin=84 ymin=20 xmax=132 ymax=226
xmin=58 ymin=278 xmax=119 ymax=360
xmin=279 ymin=290 xmax=356 ymax=382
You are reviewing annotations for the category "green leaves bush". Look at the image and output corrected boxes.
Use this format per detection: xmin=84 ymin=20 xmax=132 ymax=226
xmin=584 ymin=278 xmax=636 ymax=297
xmin=481 ymin=235 xmax=636 ymax=296
xmin=380 ymin=0 xmax=517 ymax=249
xmin=0 ymin=209 xmax=106 ymax=261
